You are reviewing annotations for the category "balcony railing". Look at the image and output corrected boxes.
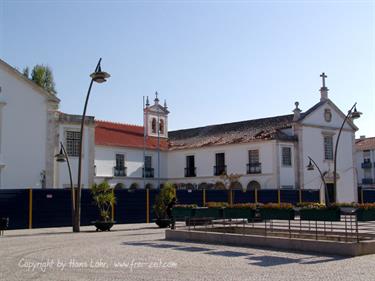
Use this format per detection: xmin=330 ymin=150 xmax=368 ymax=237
xmin=362 ymin=178 xmax=374 ymax=185
xmin=185 ymin=167 xmax=196 ymax=177
xmin=114 ymin=166 xmax=127 ymax=177
xmin=247 ymin=162 xmax=262 ymax=174
xmin=361 ymin=161 xmax=373 ymax=169
xmin=214 ymin=165 xmax=227 ymax=176
xmin=142 ymin=168 xmax=154 ymax=178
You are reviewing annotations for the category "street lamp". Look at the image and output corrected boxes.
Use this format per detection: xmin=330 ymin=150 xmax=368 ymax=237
xmin=75 ymin=58 xmax=110 ymax=232
xmin=333 ymin=103 xmax=361 ymax=202
xmin=55 ymin=142 xmax=75 ymax=231
xmin=307 ymin=156 xmax=329 ymax=205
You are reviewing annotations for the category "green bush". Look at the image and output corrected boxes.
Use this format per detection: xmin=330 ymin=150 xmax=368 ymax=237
xmin=153 ymin=182 xmax=176 ymax=219
xmin=91 ymin=181 xmax=116 ymax=222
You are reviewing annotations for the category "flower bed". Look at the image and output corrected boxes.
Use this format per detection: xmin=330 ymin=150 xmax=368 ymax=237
xmin=356 ymin=203 xmax=375 ymax=221
xmin=172 ymin=204 xmax=197 ymax=219
xmin=299 ymin=203 xmax=341 ymax=221
xmin=223 ymin=204 xmax=257 ymax=220
xmin=259 ymin=203 xmax=295 ymax=220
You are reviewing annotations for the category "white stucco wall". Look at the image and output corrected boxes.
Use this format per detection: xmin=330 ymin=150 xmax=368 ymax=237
xmin=0 ymin=63 xmax=57 ymax=188
xmin=94 ymin=145 xmax=168 ymax=189
xmin=299 ymin=101 xmax=357 ymax=202
xmin=166 ymin=141 xmax=288 ymax=190
xmin=54 ymin=123 xmax=95 ymax=189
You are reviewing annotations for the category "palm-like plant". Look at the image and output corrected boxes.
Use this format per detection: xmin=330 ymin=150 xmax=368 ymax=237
xmin=91 ymin=181 xmax=116 ymax=222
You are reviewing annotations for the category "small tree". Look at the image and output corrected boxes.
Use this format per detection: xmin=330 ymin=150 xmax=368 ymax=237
xmin=220 ymin=172 xmax=242 ymax=206
xmin=153 ymin=182 xmax=175 ymax=219
xmin=29 ymin=64 xmax=57 ymax=95
xmin=91 ymin=181 xmax=116 ymax=222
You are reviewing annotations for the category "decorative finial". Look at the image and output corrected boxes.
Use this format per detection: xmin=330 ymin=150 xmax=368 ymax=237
xmin=293 ymin=101 xmax=302 ymax=121
xmin=319 ymin=72 xmax=329 ymax=102
xmin=154 ymin=91 xmax=159 ymax=102
xmin=164 ymin=99 xmax=168 ymax=109
xmin=146 ymin=96 xmax=150 ymax=107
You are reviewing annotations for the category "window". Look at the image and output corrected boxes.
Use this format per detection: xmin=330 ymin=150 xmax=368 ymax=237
xmin=324 ymin=135 xmax=333 ymax=160
xmin=66 ymin=131 xmax=80 ymax=157
xmin=363 ymin=150 xmax=371 ymax=162
xmin=214 ymin=153 xmax=226 ymax=175
xmin=159 ymin=119 xmax=164 ymax=134
xmin=282 ymin=147 xmax=292 ymax=166
xmin=115 ymin=154 xmax=125 ymax=168
xmin=185 ymin=155 xmax=196 ymax=177
xmin=249 ymin=150 xmax=259 ymax=163
xmin=151 ymin=118 xmax=156 ymax=133
xmin=145 ymin=155 xmax=152 ymax=169
xmin=248 ymin=150 xmax=261 ymax=174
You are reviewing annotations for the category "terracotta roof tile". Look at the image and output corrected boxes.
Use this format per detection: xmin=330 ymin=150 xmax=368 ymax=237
xmin=95 ymin=120 xmax=168 ymax=150
xmin=356 ymin=137 xmax=375 ymax=151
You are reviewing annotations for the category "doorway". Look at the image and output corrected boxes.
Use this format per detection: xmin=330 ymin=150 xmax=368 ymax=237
xmin=326 ymin=183 xmax=336 ymax=203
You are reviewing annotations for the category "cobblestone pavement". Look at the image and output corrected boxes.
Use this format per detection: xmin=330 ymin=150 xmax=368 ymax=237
xmin=0 ymin=223 xmax=375 ymax=281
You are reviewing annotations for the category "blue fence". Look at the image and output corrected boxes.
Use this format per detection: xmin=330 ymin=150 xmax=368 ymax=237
xmin=0 ymin=188 xmax=324 ymax=230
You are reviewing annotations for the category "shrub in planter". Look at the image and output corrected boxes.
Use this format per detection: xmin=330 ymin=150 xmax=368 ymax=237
xmin=299 ymin=203 xmax=341 ymax=221
xmin=259 ymin=203 xmax=295 ymax=220
xmin=356 ymin=203 xmax=375 ymax=221
xmin=91 ymin=181 xmax=116 ymax=231
xmin=153 ymin=182 xmax=175 ymax=228
xmin=224 ymin=203 xmax=257 ymax=220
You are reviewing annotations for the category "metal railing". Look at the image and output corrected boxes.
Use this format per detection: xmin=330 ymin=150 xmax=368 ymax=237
xmin=214 ymin=165 xmax=227 ymax=176
xmin=247 ymin=162 xmax=262 ymax=174
xmin=113 ymin=167 xmax=127 ymax=177
xmin=185 ymin=167 xmax=196 ymax=177
xmin=142 ymin=168 xmax=154 ymax=178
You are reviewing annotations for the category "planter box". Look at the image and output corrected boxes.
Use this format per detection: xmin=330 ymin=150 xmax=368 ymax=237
xmin=172 ymin=208 xmax=195 ymax=219
xmin=300 ymin=208 xmax=341 ymax=221
xmin=260 ymin=208 xmax=295 ymax=220
xmin=356 ymin=209 xmax=375 ymax=221
xmin=224 ymin=208 xmax=255 ymax=220
xmin=194 ymin=208 xmax=223 ymax=219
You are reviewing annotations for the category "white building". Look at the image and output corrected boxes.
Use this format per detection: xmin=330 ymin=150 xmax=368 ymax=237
xmin=0 ymin=58 xmax=94 ymax=190
xmin=355 ymin=136 xmax=375 ymax=189
xmin=94 ymin=80 xmax=359 ymax=203
xmin=0 ymin=58 xmax=363 ymax=203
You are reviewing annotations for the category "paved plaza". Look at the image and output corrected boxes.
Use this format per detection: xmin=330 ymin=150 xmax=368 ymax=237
xmin=1 ymin=223 xmax=375 ymax=281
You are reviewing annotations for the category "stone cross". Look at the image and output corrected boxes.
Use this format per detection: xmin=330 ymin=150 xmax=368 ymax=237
xmin=320 ymin=72 xmax=327 ymax=88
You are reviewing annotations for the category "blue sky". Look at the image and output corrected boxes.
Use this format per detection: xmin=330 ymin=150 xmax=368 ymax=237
xmin=1 ymin=0 xmax=374 ymax=136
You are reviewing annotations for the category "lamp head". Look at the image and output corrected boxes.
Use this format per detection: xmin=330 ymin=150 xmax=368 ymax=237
xmin=55 ymin=148 xmax=66 ymax=162
xmin=307 ymin=159 xmax=314 ymax=171
xmin=90 ymin=65 xmax=110 ymax=83
xmin=350 ymin=106 xmax=362 ymax=120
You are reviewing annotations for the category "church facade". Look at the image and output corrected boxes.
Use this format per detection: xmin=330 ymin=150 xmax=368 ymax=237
xmin=0 ymin=58 xmax=363 ymax=203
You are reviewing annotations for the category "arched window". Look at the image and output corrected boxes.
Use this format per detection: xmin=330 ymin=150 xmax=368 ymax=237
xmin=159 ymin=119 xmax=164 ymax=134
xmin=151 ymin=118 xmax=157 ymax=133
xmin=247 ymin=180 xmax=261 ymax=190
xmin=230 ymin=181 xmax=243 ymax=190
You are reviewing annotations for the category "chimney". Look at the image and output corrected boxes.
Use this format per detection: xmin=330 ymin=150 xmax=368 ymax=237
xmin=360 ymin=135 xmax=366 ymax=140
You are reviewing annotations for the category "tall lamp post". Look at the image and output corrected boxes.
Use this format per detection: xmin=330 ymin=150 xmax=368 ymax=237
xmin=55 ymin=142 xmax=75 ymax=231
xmin=75 ymin=58 xmax=110 ymax=232
xmin=307 ymin=156 xmax=328 ymax=205
xmin=333 ymin=103 xmax=361 ymax=201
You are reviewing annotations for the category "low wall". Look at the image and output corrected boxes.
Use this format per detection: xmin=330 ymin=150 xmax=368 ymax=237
xmin=165 ymin=229 xmax=375 ymax=256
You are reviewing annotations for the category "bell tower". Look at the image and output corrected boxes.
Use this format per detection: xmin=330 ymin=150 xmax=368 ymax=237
xmin=144 ymin=92 xmax=169 ymax=138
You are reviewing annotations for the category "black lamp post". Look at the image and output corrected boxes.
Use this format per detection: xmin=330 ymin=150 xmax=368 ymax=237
xmin=333 ymin=103 xmax=361 ymax=203
xmin=307 ymin=156 xmax=329 ymax=205
xmin=55 ymin=141 xmax=75 ymax=231
xmin=75 ymin=58 xmax=110 ymax=232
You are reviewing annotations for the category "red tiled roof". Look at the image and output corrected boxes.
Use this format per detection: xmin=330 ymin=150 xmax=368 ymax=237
xmin=95 ymin=121 xmax=168 ymax=150
xmin=356 ymin=137 xmax=375 ymax=151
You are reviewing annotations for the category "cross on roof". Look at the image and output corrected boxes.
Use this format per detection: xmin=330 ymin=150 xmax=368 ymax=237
xmin=320 ymin=72 xmax=327 ymax=88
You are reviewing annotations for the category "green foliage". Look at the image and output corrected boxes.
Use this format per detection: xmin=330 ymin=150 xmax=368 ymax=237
xmin=174 ymin=204 xmax=197 ymax=209
xmin=30 ymin=64 xmax=57 ymax=95
xmin=205 ymin=202 xmax=228 ymax=208
xmin=91 ymin=181 xmax=116 ymax=222
xmin=153 ymin=182 xmax=175 ymax=219
xmin=230 ymin=203 xmax=258 ymax=209
xmin=259 ymin=203 xmax=294 ymax=210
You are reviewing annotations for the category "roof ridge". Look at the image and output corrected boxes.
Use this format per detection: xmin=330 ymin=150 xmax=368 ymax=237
xmin=96 ymin=120 xmax=143 ymax=128
xmin=169 ymin=113 xmax=293 ymax=133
